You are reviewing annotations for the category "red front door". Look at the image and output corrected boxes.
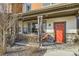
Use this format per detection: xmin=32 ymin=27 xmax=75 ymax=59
xmin=54 ymin=22 xmax=65 ymax=43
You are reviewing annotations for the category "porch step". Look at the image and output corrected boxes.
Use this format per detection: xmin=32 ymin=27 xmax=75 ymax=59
xmin=42 ymin=42 xmax=55 ymax=46
xmin=26 ymin=43 xmax=39 ymax=47
xmin=15 ymin=42 xmax=27 ymax=46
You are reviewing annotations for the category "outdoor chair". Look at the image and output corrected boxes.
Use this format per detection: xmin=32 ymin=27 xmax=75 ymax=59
xmin=41 ymin=33 xmax=55 ymax=46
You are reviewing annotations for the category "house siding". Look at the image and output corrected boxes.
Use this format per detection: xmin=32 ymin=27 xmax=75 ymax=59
xmin=45 ymin=16 xmax=77 ymax=36
xmin=18 ymin=21 xmax=30 ymax=34
xmin=31 ymin=3 xmax=42 ymax=10
xmin=12 ymin=3 xmax=22 ymax=13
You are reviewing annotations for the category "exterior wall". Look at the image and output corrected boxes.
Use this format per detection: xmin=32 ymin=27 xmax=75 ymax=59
xmin=45 ymin=16 xmax=77 ymax=36
xmin=12 ymin=3 xmax=22 ymax=13
xmin=18 ymin=21 xmax=29 ymax=34
xmin=6 ymin=3 xmax=12 ymax=13
xmin=0 ymin=3 xmax=23 ymax=13
xmin=18 ymin=16 xmax=77 ymax=44
xmin=18 ymin=16 xmax=77 ymax=35
xmin=23 ymin=20 xmax=38 ymax=33
xmin=22 ymin=3 xmax=31 ymax=13
xmin=22 ymin=21 xmax=28 ymax=33
xmin=0 ymin=3 xmax=12 ymax=13
xmin=31 ymin=3 xmax=42 ymax=10
xmin=18 ymin=21 xmax=23 ymax=34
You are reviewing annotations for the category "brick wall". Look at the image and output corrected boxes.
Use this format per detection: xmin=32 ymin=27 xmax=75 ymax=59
xmin=12 ymin=3 xmax=22 ymax=13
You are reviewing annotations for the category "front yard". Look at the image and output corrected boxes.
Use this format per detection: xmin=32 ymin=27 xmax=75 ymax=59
xmin=3 ymin=45 xmax=47 ymax=56
xmin=0 ymin=42 xmax=79 ymax=56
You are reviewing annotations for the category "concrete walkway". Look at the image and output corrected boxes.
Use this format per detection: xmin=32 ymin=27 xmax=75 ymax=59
xmin=44 ymin=44 xmax=79 ymax=56
xmin=44 ymin=49 xmax=75 ymax=56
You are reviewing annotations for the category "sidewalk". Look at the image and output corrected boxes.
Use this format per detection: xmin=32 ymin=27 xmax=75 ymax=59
xmin=44 ymin=44 xmax=79 ymax=56
xmin=44 ymin=49 xmax=75 ymax=56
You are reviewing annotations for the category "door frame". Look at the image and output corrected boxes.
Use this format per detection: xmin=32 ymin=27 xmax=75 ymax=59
xmin=54 ymin=22 xmax=66 ymax=43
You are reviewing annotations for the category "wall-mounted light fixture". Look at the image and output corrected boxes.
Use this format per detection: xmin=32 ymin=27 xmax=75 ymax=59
xmin=49 ymin=24 xmax=51 ymax=26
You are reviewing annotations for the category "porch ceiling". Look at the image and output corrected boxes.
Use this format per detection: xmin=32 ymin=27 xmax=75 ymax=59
xmin=18 ymin=4 xmax=79 ymax=21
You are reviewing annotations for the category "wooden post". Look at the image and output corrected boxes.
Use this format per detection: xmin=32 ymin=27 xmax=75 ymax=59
xmin=37 ymin=16 xmax=40 ymax=46
xmin=37 ymin=16 xmax=43 ymax=47
xmin=40 ymin=16 xmax=43 ymax=47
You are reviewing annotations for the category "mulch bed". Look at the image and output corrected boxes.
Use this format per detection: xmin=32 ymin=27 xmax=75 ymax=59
xmin=3 ymin=46 xmax=47 ymax=56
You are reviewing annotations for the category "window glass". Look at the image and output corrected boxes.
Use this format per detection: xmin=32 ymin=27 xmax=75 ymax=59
xmin=43 ymin=3 xmax=50 ymax=7
xmin=42 ymin=3 xmax=55 ymax=7
xmin=25 ymin=3 xmax=31 ymax=11
xmin=23 ymin=27 xmax=27 ymax=34
xmin=23 ymin=3 xmax=31 ymax=13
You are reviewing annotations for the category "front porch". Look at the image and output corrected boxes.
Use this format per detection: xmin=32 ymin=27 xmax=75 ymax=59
xmin=16 ymin=4 xmax=79 ymax=46
xmin=16 ymin=16 xmax=78 ymax=46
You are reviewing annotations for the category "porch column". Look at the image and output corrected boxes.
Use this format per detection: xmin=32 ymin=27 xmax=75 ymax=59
xmin=37 ymin=15 xmax=43 ymax=47
xmin=76 ymin=10 xmax=79 ymax=35
xmin=77 ymin=16 xmax=79 ymax=34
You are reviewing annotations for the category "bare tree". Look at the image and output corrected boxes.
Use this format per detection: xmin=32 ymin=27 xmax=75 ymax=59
xmin=0 ymin=13 xmax=18 ymax=53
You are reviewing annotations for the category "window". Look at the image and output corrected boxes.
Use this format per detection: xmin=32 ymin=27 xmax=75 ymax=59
xmin=26 ymin=3 xmax=31 ymax=11
xmin=42 ymin=3 xmax=51 ymax=7
xmin=19 ymin=27 xmax=22 ymax=33
xmin=23 ymin=3 xmax=31 ymax=13
xmin=42 ymin=3 xmax=56 ymax=7
xmin=32 ymin=23 xmax=38 ymax=33
xmin=23 ymin=27 xmax=27 ymax=34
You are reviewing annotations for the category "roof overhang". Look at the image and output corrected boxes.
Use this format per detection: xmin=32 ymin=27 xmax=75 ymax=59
xmin=18 ymin=4 xmax=79 ymax=21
